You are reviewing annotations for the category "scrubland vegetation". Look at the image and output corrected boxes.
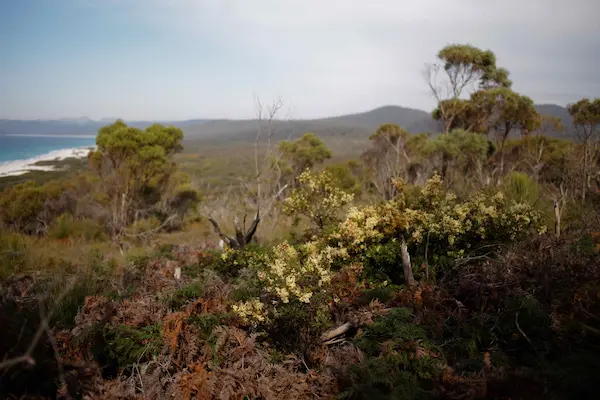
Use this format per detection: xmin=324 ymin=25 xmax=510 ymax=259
xmin=1 ymin=44 xmax=600 ymax=400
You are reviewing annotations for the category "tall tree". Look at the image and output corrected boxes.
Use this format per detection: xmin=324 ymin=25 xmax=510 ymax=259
xmin=567 ymin=98 xmax=600 ymax=202
xmin=278 ymin=132 xmax=332 ymax=186
xmin=470 ymin=87 xmax=540 ymax=174
xmin=426 ymin=44 xmax=512 ymax=133
xmin=533 ymin=114 xmax=564 ymax=136
xmin=88 ymin=120 xmax=190 ymax=243
xmin=361 ymin=124 xmax=412 ymax=200
xmin=428 ymin=129 xmax=490 ymax=188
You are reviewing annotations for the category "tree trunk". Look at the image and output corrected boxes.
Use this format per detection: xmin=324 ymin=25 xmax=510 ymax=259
xmin=400 ymin=239 xmax=416 ymax=287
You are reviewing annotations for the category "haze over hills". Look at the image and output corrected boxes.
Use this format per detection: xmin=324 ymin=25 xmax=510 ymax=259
xmin=0 ymin=104 xmax=573 ymax=141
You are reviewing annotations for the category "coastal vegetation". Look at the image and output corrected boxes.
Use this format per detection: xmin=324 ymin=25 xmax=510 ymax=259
xmin=1 ymin=44 xmax=599 ymax=400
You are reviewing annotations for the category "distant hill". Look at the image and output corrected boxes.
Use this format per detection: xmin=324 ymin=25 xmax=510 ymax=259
xmin=181 ymin=106 xmax=439 ymax=142
xmin=0 ymin=104 xmax=573 ymax=141
xmin=174 ymin=104 xmax=575 ymax=141
xmin=0 ymin=118 xmax=209 ymax=136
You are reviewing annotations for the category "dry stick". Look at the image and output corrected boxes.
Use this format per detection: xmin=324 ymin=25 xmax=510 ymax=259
xmin=0 ymin=278 xmax=76 ymax=371
xmin=321 ymin=322 xmax=352 ymax=342
xmin=323 ymin=337 xmax=346 ymax=346
xmin=515 ymin=311 xmax=537 ymax=355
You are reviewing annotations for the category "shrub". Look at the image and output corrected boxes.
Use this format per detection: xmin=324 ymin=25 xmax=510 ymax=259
xmin=0 ymin=232 xmax=30 ymax=279
xmin=500 ymin=171 xmax=541 ymax=207
xmin=339 ymin=308 xmax=443 ymax=400
xmin=283 ymin=169 xmax=354 ymax=234
xmin=165 ymin=280 xmax=204 ymax=310
xmin=333 ymin=174 xmax=545 ymax=281
xmin=47 ymin=214 xmax=107 ymax=242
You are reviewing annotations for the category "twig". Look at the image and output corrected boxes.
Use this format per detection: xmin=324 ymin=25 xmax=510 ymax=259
xmin=323 ymin=337 xmax=347 ymax=346
xmin=300 ymin=355 xmax=310 ymax=372
xmin=515 ymin=311 xmax=537 ymax=354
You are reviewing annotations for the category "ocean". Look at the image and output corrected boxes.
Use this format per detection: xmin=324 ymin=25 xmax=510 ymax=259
xmin=0 ymin=135 xmax=96 ymax=163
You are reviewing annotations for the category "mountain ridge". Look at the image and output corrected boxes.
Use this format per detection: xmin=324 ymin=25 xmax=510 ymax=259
xmin=0 ymin=104 xmax=572 ymax=140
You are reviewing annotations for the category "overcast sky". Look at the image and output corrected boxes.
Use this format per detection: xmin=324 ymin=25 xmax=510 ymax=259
xmin=1 ymin=0 xmax=598 ymax=120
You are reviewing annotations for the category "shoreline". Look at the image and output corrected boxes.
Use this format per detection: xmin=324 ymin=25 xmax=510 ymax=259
xmin=0 ymin=146 xmax=95 ymax=177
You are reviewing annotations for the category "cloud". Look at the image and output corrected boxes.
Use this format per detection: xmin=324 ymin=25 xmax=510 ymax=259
xmin=139 ymin=0 xmax=599 ymax=115
xmin=3 ymin=0 xmax=599 ymax=119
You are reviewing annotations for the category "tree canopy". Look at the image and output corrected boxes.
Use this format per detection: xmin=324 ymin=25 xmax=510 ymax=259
xmin=88 ymin=121 xmax=194 ymax=238
xmin=278 ymin=133 xmax=332 ymax=185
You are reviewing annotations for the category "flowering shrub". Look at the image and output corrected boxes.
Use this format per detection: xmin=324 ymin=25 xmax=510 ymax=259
xmin=283 ymin=169 xmax=354 ymax=232
xmin=230 ymin=240 xmax=349 ymax=323
xmin=231 ymin=299 xmax=266 ymax=323
xmin=335 ymin=174 xmax=544 ymax=262
xmin=234 ymin=174 xmax=545 ymax=320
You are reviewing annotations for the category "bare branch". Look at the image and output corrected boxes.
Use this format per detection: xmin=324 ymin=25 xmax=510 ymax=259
xmin=244 ymin=212 xmax=260 ymax=244
xmin=208 ymin=217 xmax=236 ymax=248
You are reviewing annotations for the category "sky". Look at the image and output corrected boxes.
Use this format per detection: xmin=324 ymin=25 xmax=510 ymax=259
xmin=0 ymin=0 xmax=599 ymax=120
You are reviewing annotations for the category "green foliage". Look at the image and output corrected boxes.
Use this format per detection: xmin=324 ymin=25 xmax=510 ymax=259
xmin=432 ymin=99 xmax=487 ymax=133
xmin=567 ymin=98 xmax=600 ymax=137
xmin=265 ymin=300 xmax=332 ymax=356
xmin=188 ymin=313 xmax=230 ymax=339
xmin=429 ymin=129 xmax=489 ymax=180
xmin=336 ymin=175 xmax=545 ymax=280
xmin=0 ymin=232 xmax=30 ymax=279
xmin=102 ymin=324 xmax=162 ymax=369
xmin=362 ymin=241 xmax=406 ymax=283
xmin=216 ymin=244 xmax=270 ymax=278
xmin=47 ymin=214 xmax=107 ymax=241
xmin=278 ymin=132 xmax=332 ymax=181
xmin=470 ymin=87 xmax=540 ymax=143
xmin=438 ymin=44 xmax=511 ymax=89
xmin=500 ymin=171 xmax=541 ymax=207
xmin=340 ymin=308 xmax=442 ymax=400
xmin=51 ymin=250 xmax=116 ymax=328
xmin=0 ymin=181 xmax=53 ymax=232
xmin=431 ymin=44 xmax=512 ymax=133
xmin=125 ymin=246 xmax=154 ymax=268
xmin=324 ymin=162 xmax=362 ymax=196
xmin=165 ymin=280 xmax=204 ymax=310
xmin=368 ymin=123 xmax=410 ymax=142
xmin=355 ymin=285 xmax=398 ymax=306
xmin=89 ymin=120 xmax=188 ymax=237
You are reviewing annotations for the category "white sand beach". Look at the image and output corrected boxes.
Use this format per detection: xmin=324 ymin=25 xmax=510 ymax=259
xmin=0 ymin=147 xmax=95 ymax=177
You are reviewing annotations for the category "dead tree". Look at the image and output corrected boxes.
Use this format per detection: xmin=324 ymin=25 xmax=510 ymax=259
xmin=208 ymin=213 xmax=260 ymax=250
xmin=552 ymin=183 xmax=571 ymax=239
xmin=208 ymin=96 xmax=288 ymax=249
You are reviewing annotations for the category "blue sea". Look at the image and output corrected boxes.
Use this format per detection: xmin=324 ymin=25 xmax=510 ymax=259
xmin=0 ymin=135 xmax=96 ymax=163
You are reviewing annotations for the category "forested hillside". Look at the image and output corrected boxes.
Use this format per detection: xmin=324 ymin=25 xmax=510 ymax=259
xmin=1 ymin=44 xmax=599 ymax=400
